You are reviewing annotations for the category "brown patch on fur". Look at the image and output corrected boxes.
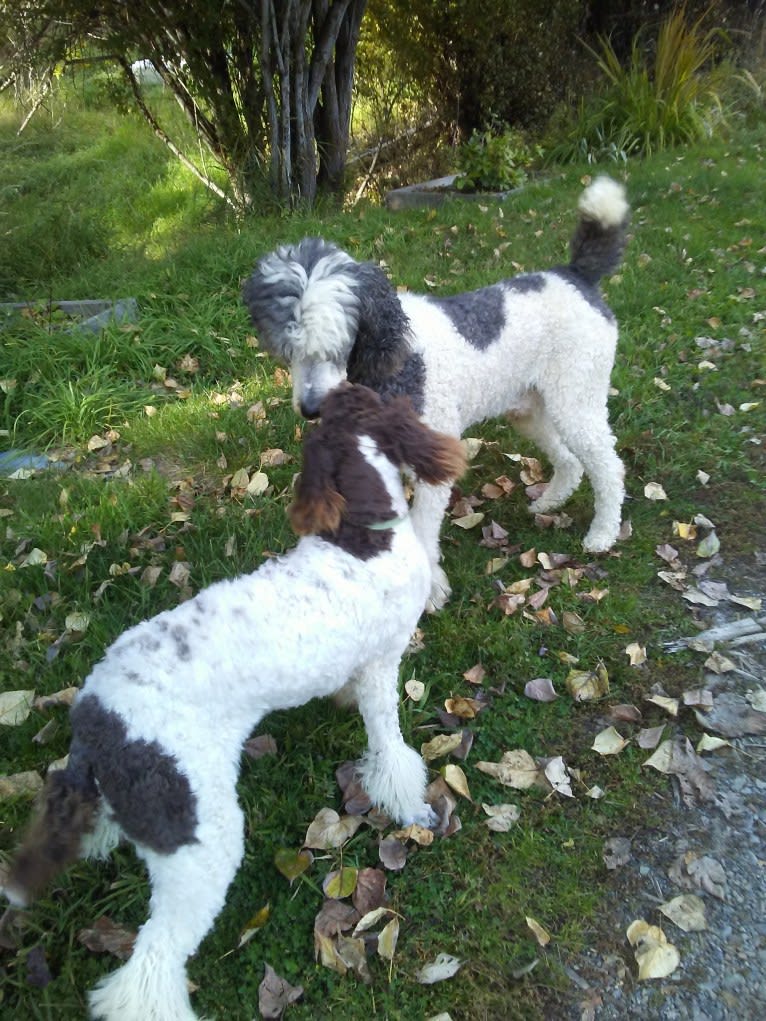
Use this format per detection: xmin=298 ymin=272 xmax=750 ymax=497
xmin=371 ymin=396 xmax=467 ymax=485
xmin=290 ymin=486 xmax=346 ymax=536
xmin=6 ymin=771 xmax=99 ymax=906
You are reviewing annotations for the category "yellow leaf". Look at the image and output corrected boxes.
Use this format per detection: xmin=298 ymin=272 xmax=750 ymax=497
xmin=644 ymin=482 xmax=668 ymax=501
xmin=592 ymin=726 xmax=629 ymax=756
xmin=323 ymin=867 xmax=358 ymax=899
xmin=565 ymin=663 xmax=609 ymax=701
xmin=644 ymin=695 xmax=679 ymax=717
xmin=452 ymin=512 xmax=485 ymax=529
xmin=274 ymin=847 xmax=313 ymax=882
xmin=625 ymin=642 xmax=647 ymax=666
xmin=441 ymin=764 xmax=472 ymax=800
xmin=421 ymin=733 xmax=463 ymax=762
xmin=0 ymin=689 xmax=36 ymax=727
xmin=236 ymin=904 xmax=271 ymax=947
xmin=526 ymin=916 xmax=551 ymax=946
xmin=377 ymin=916 xmax=400 ymax=962
xmin=477 ymin=750 xmax=539 ymax=789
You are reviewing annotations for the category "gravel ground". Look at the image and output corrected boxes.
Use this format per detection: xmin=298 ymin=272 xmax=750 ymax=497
xmin=561 ymin=550 xmax=766 ymax=1021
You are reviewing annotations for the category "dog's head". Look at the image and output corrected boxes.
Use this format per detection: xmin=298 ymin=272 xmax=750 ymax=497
xmin=242 ymin=240 xmax=411 ymax=419
xmin=289 ymin=384 xmax=465 ymax=539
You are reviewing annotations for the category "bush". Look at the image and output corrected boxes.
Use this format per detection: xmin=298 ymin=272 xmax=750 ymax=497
xmin=455 ymin=127 xmax=541 ymax=192
xmin=547 ymin=4 xmax=732 ymax=163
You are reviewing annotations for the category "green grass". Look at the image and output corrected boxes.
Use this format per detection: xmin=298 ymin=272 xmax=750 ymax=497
xmin=0 ymin=91 xmax=764 ymax=1020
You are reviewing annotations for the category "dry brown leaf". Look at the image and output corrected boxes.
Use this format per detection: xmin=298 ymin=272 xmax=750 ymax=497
xmin=542 ymin=756 xmax=574 ymax=797
xmin=351 ymin=868 xmax=386 ymax=916
xmin=314 ymin=899 xmax=359 ymax=938
xmin=0 ymin=689 xmax=35 ymax=726
xmin=625 ymin=642 xmax=647 ymax=666
xmin=243 ymin=734 xmax=278 ymax=759
xmin=421 ymin=733 xmax=463 ymax=762
xmin=644 ymin=694 xmax=679 ymax=716
xmin=482 ymin=803 xmax=520 ymax=832
xmin=78 ymin=916 xmax=136 ymax=961
xmin=476 ymin=749 xmax=539 ymax=789
xmin=565 ymin=663 xmax=609 ymax=702
xmin=0 ymin=770 xmax=44 ymax=800
xmin=524 ymin=678 xmax=557 ymax=702
xmin=259 ymin=963 xmax=303 ymax=1018
xmin=609 ymin=704 xmax=642 ymax=723
xmin=659 ymin=894 xmax=707 ymax=932
xmin=303 ymin=808 xmax=363 ymax=850
xmin=378 ymin=836 xmax=408 ymax=871
xmin=643 ymin=737 xmax=715 ymax=805
xmin=636 ymin=724 xmax=665 ymax=750
xmin=694 ymin=693 xmax=766 ymax=737
xmin=462 ymin=663 xmax=486 ymax=685
xmin=668 ymin=852 xmax=727 ymax=900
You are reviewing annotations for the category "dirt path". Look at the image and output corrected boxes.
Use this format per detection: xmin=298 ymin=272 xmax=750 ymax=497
xmin=561 ymin=551 xmax=766 ymax=1021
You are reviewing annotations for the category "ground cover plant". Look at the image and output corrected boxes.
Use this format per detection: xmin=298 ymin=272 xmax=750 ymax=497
xmin=0 ymin=98 xmax=764 ymax=1019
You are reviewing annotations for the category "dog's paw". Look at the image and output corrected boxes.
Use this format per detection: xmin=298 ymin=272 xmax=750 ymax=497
xmin=426 ymin=566 xmax=451 ymax=613
xmin=582 ymin=530 xmax=616 ymax=554
xmin=402 ymin=803 xmax=439 ymax=830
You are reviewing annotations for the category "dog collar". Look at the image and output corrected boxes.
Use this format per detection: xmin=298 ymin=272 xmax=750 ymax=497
xmin=366 ymin=514 xmax=409 ymax=531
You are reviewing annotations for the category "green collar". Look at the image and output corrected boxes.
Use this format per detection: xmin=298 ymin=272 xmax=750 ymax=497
xmin=366 ymin=514 xmax=409 ymax=531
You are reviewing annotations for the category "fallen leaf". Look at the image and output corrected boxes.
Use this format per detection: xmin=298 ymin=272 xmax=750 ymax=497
xmin=746 ymin=688 xmax=766 ymax=712
xmin=643 ymin=737 xmax=715 ymax=805
xmin=378 ymin=836 xmax=408 ymax=871
xmin=526 ymin=916 xmax=551 ymax=946
xmin=0 ymin=770 xmax=44 ymax=799
xmin=462 ymin=663 xmax=486 ymax=685
xmin=565 ymin=664 xmax=610 ymax=702
xmin=415 ymin=953 xmax=463 ymax=985
xmin=543 ymin=756 xmax=574 ymax=797
xmin=33 ymin=687 xmax=78 ymax=711
xmin=258 ymin=963 xmax=303 ymax=1018
xmin=659 ymin=894 xmax=707 ymax=932
xmin=404 ymin=678 xmax=425 ymax=702
xmin=626 ymin=920 xmax=680 ymax=980
xmin=625 ymin=642 xmax=647 ymax=666
xmin=390 ymin=823 xmax=434 ymax=846
xmin=421 ymin=733 xmax=463 ymax=762
xmin=592 ymin=726 xmax=629 ymax=756
xmin=64 ymin=611 xmax=90 ymax=635
xmin=668 ymin=852 xmax=727 ymax=900
xmin=636 ymin=724 xmax=665 ymax=750
xmin=476 ymin=749 xmax=539 ymax=789
xmin=352 ymin=906 xmax=394 ymax=935
xmin=609 ymin=703 xmax=642 ymax=724
xmin=524 ymin=678 xmax=557 ymax=702
xmin=482 ymin=802 xmax=520 ymax=832
xmin=314 ymin=899 xmax=360 ymax=938
xmin=682 ymin=688 xmax=715 ymax=707
xmin=303 ymin=808 xmax=363 ymax=850
xmin=352 ymin=868 xmax=387 ymax=916
xmin=236 ymin=904 xmax=270 ymax=948
xmin=696 ymin=531 xmax=720 ymax=558
xmin=562 ymin=611 xmax=586 ymax=635
xmin=644 ymin=482 xmax=668 ymax=501
xmin=0 ymin=689 xmax=35 ymax=726
xmin=377 ymin=916 xmax=400 ymax=962
xmin=274 ymin=847 xmax=313 ymax=882
xmin=729 ymin=594 xmax=762 ymax=611
xmin=452 ymin=512 xmax=484 ymax=529
xmin=644 ymin=694 xmax=679 ymax=716
xmin=246 ymin=470 xmax=269 ymax=496
xmin=696 ymin=733 xmax=731 ymax=753
xmin=78 ymin=916 xmax=136 ymax=961
xmin=462 ymin=437 xmax=483 ymax=460
xmin=444 ymin=696 xmax=482 ymax=720
xmin=323 ymin=867 xmax=358 ymax=899
xmin=20 ymin=547 xmax=47 ymax=567
xmin=694 ymin=693 xmax=766 ymax=736
xmin=441 ymin=764 xmax=472 ymax=800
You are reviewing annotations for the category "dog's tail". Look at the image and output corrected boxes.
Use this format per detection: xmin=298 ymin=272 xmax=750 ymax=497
xmin=3 ymin=746 xmax=100 ymax=908
xmin=568 ymin=177 xmax=630 ymax=286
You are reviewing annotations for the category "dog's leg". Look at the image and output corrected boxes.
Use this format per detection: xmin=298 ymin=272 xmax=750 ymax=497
xmin=550 ymin=411 xmax=624 ymax=553
xmin=409 ymin=481 xmax=453 ymax=611
xmin=354 ymin=659 xmax=436 ymax=828
xmin=88 ymin=795 xmax=244 ymax=1021
xmin=512 ymin=407 xmax=584 ymax=514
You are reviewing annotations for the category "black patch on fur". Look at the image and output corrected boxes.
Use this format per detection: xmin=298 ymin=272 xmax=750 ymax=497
xmin=346 ymin=262 xmax=412 ymax=385
xmin=551 ymin=267 xmax=615 ymax=321
xmin=431 ymin=276 xmax=544 ymax=350
xmin=375 ymin=352 xmax=426 ymax=413
xmin=70 ymin=694 xmax=198 ymax=853
xmin=171 ymin=624 xmax=192 ymax=661
xmin=569 ymin=217 xmax=628 ymax=285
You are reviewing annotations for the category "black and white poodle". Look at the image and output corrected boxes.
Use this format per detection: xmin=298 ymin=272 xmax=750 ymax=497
xmin=243 ymin=177 xmax=630 ymax=609
xmin=3 ymin=384 xmax=465 ymax=1021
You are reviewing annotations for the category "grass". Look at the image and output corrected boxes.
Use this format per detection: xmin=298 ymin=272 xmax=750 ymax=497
xmin=0 ymin=89 xmax=764 ymax=1020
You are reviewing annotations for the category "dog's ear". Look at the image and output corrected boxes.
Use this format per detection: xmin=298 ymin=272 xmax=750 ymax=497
xmin=374 ymin=398 xmax=467 ymax=485
xmin=288 ymin=430 xmax=346 ymax=536
xmin=346 ymin=263 xmax=411 ymax=385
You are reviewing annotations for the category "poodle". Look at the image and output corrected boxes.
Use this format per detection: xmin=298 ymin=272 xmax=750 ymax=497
xmin=3 ymin=384 xmax=465 ymax=1021
xmin=242 ymin=176 xmax=630 ymax=609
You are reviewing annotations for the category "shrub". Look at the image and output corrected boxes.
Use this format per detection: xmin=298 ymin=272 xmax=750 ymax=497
xmin=547 ymin=4 xmax=731 ymax=163
xmin=455 ymin=127 xmax=542 ymax=193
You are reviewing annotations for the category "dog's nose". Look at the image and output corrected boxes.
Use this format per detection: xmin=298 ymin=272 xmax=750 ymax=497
xmin=300 ymin=399 xmax=321 ymax=420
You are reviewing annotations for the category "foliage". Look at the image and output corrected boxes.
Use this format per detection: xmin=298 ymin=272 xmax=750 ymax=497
xmin=455 ymin=127 xmax=542 ymax=192
xmin=366 ymin=0 xmax=586 ymax=139
xmin=0 ymin=0 xmax=368 ymax=210
xmin=547 ymin=4 xmax=732 ymax=163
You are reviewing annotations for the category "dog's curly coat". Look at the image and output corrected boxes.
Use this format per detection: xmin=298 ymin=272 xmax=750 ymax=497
xmin=3 ymin=385 xmax=465 ymax=1021
xmin=243 ymin=177 xmax=630 ymax=609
